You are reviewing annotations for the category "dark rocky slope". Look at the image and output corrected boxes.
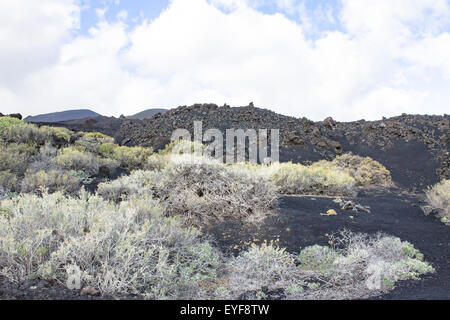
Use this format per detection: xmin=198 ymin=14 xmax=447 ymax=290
xmin=33 ymin=116 xmax=132 ymax=138
xmin=127 ymin=108 xmax=168 ymax=120
xmin=116 ymin=104 xmax=449 ymax=191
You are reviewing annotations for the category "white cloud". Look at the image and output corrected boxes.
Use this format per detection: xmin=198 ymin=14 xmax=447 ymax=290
xmin=0 ymin=0 xmax=79 ymax=87
xmin=1 ymin=0 xmax=449 ymax=120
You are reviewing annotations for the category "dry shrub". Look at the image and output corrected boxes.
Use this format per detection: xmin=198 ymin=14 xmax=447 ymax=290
xmin=97 ymin=156 xmax=277 ymax=227
xmin=145 ymin=155 xmax=277 ymax=227
xmin=425 ymin=179 xmax=450 ymax=225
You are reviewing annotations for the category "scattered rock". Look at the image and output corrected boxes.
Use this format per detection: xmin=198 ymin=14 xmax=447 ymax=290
xmin=0 ymin=113 xmax=22 ymax=120
xmin=80 ymin=287 xmax=100 ymax=296
xmin=341 ymin=200 xmax=371 ymax=213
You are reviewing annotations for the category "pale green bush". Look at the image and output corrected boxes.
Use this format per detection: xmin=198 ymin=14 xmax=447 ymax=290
xmin=0 ymin=117 xmax=25 ymax=137
xmin=218 ymin=231 xmax=434 ymax=300
xmin=425 ymin=179 xmax=449 ymax=225
xmin=314 ymin=154 xmax=392 ymax=187
xmin=75 ymin=132 xmax=114 ymax=153
xmin=0 ymin=191 xmax=104 ymax=281
xmin=143 ymin=154 xmax=170 ymax=171
xmin=97 ymin=170 xmax=157 ymax=202
xmin=158 ymin=140 xmax=206 ymax=157
xmin=0 ymin=118 xmax=47 ymax=145
xmin=157 ymin=156 xmax=277 ymax=226
xmin=270 ymin=162 xmax=356 ymax=196
xmin=219 ymin=243 xmax=300 ymax=299
xmin=0 ymin=192 xmax=223 ymax=299
xmin=55 ymin=147 xmax=100 ymax=176
xmin=0 ymin=171 xmax=18 ymax=195
xmin=0 ymin=143 xmax=37 ymax=192
xmin=96 ymin=142 xmax=154 ymax=171
xmin=21 ymin=170 xmax=83 ymax=194
xmin=40 ymin=126 xmax=73 ymax=145
xmin=297 ymin=245 xmax=339 ymax=277
xmin=111 ymin=146 xmax=154 ymax=171
xmin=97 ymin=142 xmax=117 ymax=158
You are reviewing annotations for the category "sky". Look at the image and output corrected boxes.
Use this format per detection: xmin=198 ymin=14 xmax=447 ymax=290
xmin=1 ymin=0 xmax=449 ymax=121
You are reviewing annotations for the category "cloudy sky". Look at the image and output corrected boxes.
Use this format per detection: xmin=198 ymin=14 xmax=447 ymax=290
xmin=1 ymin=0 xmax=449 ymax=121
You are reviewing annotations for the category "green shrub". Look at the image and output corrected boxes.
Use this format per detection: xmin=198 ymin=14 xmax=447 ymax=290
xmin=83 ymin=132 xmax=113 ymax=140
xmin=97 ymin=142 xmax=154 ymax=171
xmin=75 ymin=132 xmax=114 ymax=153
xmin=0 ymin=117 xmax=25 ymax=136
xmin=97 ymin=142 xmax=117 ymax=158
xmin=0 ymin=171 xmax=19 ymax=194
xmin=55 ymin=147 xmax=99 ymax=176
xmin=0 ymin=117 xmax=47 ymax=145
xmin=21 ymin=170 xmax=83 ymax=194
xmin=111 ymin=146 xmax=154 ymax=170
xmin=157 ymin=156 xmax=277 ymax=226
xmin=0 ymin=143 xmax=37 ymax=191
xmin=315 ymin=154 xmax=392 ymax=187
xmin=298 ymin=245 xmax=339 ymax=277
xmin=270 ymin=162 xmax=356 ymax=196
xmin=40 ymin=126 xmax=73 ymax=144
xmin=425 ymin=179 xmax=450 ymax=225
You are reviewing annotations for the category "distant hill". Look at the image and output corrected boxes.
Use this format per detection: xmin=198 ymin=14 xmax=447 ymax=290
xmin=25 ymin=109 xmax=101 ymax=123
xmin=127 ymin=108 xmax=168 ymax=120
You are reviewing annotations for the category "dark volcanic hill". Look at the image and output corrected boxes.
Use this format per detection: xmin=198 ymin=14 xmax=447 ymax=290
xmin=127 ymin=108 xmax=168 ymax=120
xmin=34 ymin=116 xmax=131 ymax=138
xmin=116 ymin=103 xmax=449 ymax=191
xmin=25 ymin=109 xmax=101 ymax=123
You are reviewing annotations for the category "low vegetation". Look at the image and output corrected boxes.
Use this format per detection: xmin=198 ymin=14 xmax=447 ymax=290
xmin=55 ymin=147 xmax=100 ymax=176
xmin=0 ymin=121 xmax=435 ymax=300
xmin=218 ymin=230 xmax=434 ymax=300
xmin=21 ymin=170 xmax=83 ymax=195
xmin=270 ymin=162 xmax=356 ymax=196
xmin=0 ymin=192 xmax=433 ymax=300
xmin=425 ymin=179 xmax=450 ymax=225
xmin=314 ymin=154 xmax=392 ymax=187
xmin=0 ymin=191 xmax=222 ymax=299
xmin=39 ymin=126 xmax=73 ymax=145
